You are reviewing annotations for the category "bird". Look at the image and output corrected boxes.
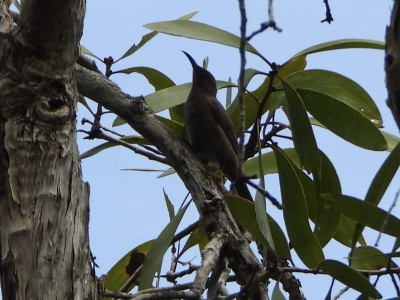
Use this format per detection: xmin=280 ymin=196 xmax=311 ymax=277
xmin=182 ymin=51 xmax=252 ymax=201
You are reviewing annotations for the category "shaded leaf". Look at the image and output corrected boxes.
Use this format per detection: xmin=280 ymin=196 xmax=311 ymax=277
xmin=350 ymin=246 xmax=391 ymax=270
xmin=255 ymin=185 xmax=276 ymax=255
xmin=104 ymin=240 xmax=154 ymax=293
xmin=329 ymin=195 xmax=400 ymax=238
xmin=299 ymin=89 xmax=386 ymax=150
xmin=228 ymin=56 xmax=307 ymax=131
xmin=225 ymin=195 xmax=290 ymax=259
xmin=365 ymin=142 xmax=400 ymax=206
xmin=271 ymin=282 xmax=286 ymax=300
xmin=282 ymin=79 xmax=319 ymax=172
xmin=139 ymin=203 xmax=189 ymax=290
xmin=273 ymin=146 xmax=324 ymax=267
xmin=285 ymin=70 xmax=382 ymax=127
xmin=319 ymin=260 xmax=382 ymax=298
xmin=180 ymin=227 xmax=199 ymax=255
xmin=313 ymin=152 xmax=341 ymax=247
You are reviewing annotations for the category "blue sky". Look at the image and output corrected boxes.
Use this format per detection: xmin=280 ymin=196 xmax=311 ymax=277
xmin=79 ymin=1 xmax=397 ymax=299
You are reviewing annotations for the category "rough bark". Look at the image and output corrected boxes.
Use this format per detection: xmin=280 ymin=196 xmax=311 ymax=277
xmin=0 ymin=1 xmax=100 ymax=299
xmin=386 ymin=0 xmax=400 ymax=131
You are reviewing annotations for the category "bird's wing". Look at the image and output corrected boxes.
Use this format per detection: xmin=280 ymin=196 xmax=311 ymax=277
xmin=209 ymin=97 xmax=239 ymax=155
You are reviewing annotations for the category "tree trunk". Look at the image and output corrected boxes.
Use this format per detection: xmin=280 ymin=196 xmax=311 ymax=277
xmin=0 ymin=1 xmax=100 ymax=298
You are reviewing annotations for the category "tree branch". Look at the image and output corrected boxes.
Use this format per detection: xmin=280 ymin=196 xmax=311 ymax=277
xmin=75 ymin=64 xmax=266 ymax=293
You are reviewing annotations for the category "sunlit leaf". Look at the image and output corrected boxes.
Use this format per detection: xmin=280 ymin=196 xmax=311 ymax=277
xmin=293 ymin=39 xmax=384 ymax=58
xmin=116 ymin=12 xmax=198 ymax=62
xmin=144 ymin=20 xmax=262 ymax=57
xmin=80 ymin=45 xmax=102 ymax=61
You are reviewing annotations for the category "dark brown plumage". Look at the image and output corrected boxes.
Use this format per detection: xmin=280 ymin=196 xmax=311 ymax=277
xmin=183 ymin=51 xmax=252 ymax=201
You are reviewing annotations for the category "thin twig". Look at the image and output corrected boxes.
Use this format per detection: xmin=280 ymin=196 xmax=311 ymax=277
xmin=238 ymin=0 xmax=247 ymax=171
xmin=321 ymin=0 xmax=334 ymax=24
xmin=375 ymin=187 xmax=400 ymax=246
xmin=95 ymin=131 xmax=168 ymax=165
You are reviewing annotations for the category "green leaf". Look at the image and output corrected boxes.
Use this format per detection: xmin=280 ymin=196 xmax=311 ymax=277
xmin=313 ymin=152 xmax=341 ymax=247
xmin=350 ymin=246 xmax=391 ymax=270
xmin=319 ymin=260 xmax=382 ymax=298
xmin=255 ymin=187 xmax=276 ymax=254
xmin=144 ymin=80 xmax=233 ymax=114
xmin=80 ymin=136 xmax=150 ymax=159
xmin=225 ymin=195 xmax=290 ymax=259
xmin=243 ymin=148 xmax=301 ymax=178
xmin=228 ymin=56 xmax=307 ymax=130
xmin=273 ymin=146 xmax=324 ymax=267
xmin=104 ymin=240 xmax=154 ymax=293
xmin=286 ymin=70 xmax=383 ymax=127
xmin=271 ymin=282 xmax=286 ymax=300
xmin=365 ymin=142 xmax=400 ymax=206
xmin=80 ymin=45 xmax=102 ymax=61
xmin=163 ymin=190 xmax=175 ymax=220
xmin=293 ymin=39 xmax=384 ymax=58
xmin=283 ymin=70 xmax=387 ymax=150
xmin=116 ymin=31 xmax=158 ymax=62
xmin=334 ymin=215 xmax=360 ymax=247
xmin=144 ymin=20 xmax=262 ymax=58
xmin=383 ymin=131 xmax=400 ymax=151
xmin=139 ymin=203 xmax=189 ymax=290
xmin=282 ymin=80 xmax=319 ymax=172
xmin=329 ymin=195 xmax=400 ymax=238
xmin=116 ymin=12 xmax=197 ymax=62
xmin=351 ymin=142 xmax=400 ymax=251
xmin=300 ymin=89 xmax=386 ymax=150
xmin=180 ymin=227 xmax=199 ymax=255
xmin=157 ymin=167 xmax=176 ymax=178
xmin=114 ymin=67 xmax=175 ymax=91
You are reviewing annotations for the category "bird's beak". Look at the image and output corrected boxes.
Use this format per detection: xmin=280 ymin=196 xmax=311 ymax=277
xmin=182 ymin=51 xmax=198 ymax=69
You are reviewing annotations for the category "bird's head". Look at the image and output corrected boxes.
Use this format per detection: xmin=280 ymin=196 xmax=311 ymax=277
xmin=182 ymin=51 xmax=217 ymax=95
